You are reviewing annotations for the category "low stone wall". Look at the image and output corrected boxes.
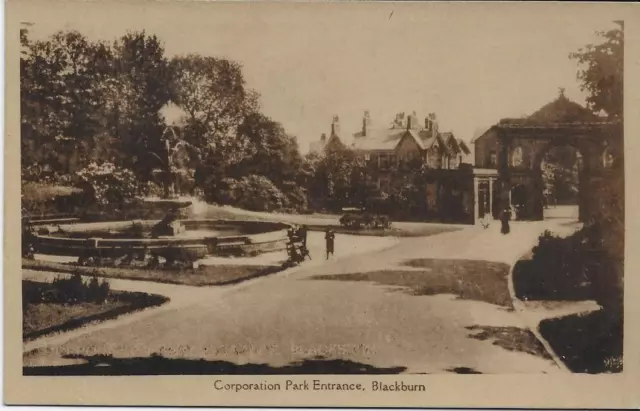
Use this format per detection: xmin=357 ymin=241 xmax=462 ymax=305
xmin=29 ymin=218 xmax=292 ymax=260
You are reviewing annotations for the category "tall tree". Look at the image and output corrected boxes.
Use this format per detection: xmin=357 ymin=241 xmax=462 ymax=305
xmin=20 ymin=30 xmax=113 ymax=176
xmin=570 ymin=21 xmax=623 ymax=119
xmin=171 ymin=55 xmax=258 ymax=164
xmin=236 ymin=112 xmax=303 ymax=186
xmin=171 ymin=55 xmax=259 ymax=197
xmin=110 ymin=31 xmax=173 ymax=177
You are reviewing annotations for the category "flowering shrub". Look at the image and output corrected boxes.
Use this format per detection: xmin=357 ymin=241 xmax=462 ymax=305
xmin=218 ymin=175 xmax=288 ymax=211
xmin=281 ymin=181 xmax=308 ymax=212
xmin=21 ymin=182 xmax=87 ymax=216
xmin=77 ymin=162 xmax=139 ymax=209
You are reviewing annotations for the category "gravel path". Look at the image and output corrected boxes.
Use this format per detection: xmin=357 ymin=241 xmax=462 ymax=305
xmin=23 ymin=217 xmax=579 ymax=374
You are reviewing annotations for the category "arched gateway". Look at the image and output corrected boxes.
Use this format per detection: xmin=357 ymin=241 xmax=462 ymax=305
xmin=473 ymin=92 xmax=623 ymax=223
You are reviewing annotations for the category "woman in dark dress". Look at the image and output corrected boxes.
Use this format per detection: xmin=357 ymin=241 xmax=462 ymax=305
xmin=325 ymin=228 xmax=335 ymax=260
xmin=500 ymin=207 xmax=511 ymax=235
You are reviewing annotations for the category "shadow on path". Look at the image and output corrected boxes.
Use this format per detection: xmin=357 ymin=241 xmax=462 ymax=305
xmin=23 ymin=353 xmax=407 ymax=375
xmin=446 ymin=366 xmax=482 ymax=374
xmin=466 ymin=325 xmax=552 ymax=360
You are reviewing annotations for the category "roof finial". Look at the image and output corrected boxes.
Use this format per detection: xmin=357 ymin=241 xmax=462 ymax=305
xmin=558 ymin=87 xmax=566 ymax=98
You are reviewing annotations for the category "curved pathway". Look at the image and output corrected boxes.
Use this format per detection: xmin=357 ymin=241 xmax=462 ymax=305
xmin=23 ymin=220 xmax=579 ymax=374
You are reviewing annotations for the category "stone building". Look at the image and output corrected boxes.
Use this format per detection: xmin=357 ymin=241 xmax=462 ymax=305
xmin=310 ymin=92 xmax=622 ymax=225
xmin=311 ymin=111 xmax=476 ymax=222
xmin=472 ymin=91 xmax=623 ymax=223
xmin=311 ymin=112 xmax=471 ymax=175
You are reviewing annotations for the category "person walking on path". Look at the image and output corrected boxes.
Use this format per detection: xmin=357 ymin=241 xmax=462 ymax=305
xmin=500 ymin=207 xmax=511 ymax=235
xmin=325 ymin=228 xmax=335 ymax=260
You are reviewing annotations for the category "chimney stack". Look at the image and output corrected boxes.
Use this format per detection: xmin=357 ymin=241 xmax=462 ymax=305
xmin=362 ymin=110 xmax=372 ymax=136
xmin=321 ymin=133 xmax=326 ymax=142
xmin=331 ymin=115 xmax=340 ymax=137
xmin=407 ymin=111 xmax=418 ymax=130
xmin=427 ymin=113 xmax=438 ymax=137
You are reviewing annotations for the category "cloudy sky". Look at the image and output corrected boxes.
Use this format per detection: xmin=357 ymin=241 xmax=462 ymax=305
xmin=16 ymin=1 xmax=621 ymax=152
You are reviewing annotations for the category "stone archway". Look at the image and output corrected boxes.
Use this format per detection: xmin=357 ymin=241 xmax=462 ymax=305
xmin=534 ymin=140 xmax=584 ymax=220
xmin=473 ymin=93 xmax=623 ymax=223
xmin=495 ymin=122 xmax=621 ymax=222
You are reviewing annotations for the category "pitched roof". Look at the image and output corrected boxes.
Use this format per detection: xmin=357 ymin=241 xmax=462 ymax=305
xmin=351 ymin=126 xmax=456 ymax=153
xmin=470 ymin=126 xmax=493 ymax=144
xmin=441 ymin=132 xmax=460 ymax=154
xmin=457 ymin=139 xmax=471 ymax=155
xmin=351 ymin=127 xmax=408 ymax=151
xmin=499 ymin=93 xmax=601 ymax=126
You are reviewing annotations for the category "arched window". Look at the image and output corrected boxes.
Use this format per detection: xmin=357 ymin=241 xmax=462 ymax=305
xmin=511 ymin=146 xmax=523 ymax=167
xmin=602 ymin=148 xmax=615 ymax=168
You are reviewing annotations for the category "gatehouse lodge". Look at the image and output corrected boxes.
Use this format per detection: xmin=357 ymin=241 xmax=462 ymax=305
xmin=312 ymin=91 xmax=623 ymax=225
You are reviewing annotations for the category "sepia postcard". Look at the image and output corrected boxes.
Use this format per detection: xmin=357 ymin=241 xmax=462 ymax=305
xmin=4 ymin=0 xmax=640 ymax=408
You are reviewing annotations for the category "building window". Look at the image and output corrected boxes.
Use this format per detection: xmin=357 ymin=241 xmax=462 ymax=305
xmin=489 ymin=150 xmax=497 ymax=167
xmin=427 ymin=150 xmax=441 ymax=168
xmin=380 ymin=155 xmax=389 ymax=168
xmin=364 ymin=153 xmax=371 ymax=162
xmin=511 ymin=146 xmax=524 ymax=167
xmin=602 ymin=148 xmax=615 ymax=168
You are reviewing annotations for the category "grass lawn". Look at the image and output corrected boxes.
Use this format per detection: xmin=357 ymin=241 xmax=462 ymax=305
xmin=23 ymin=280 xmax=168 ymax=341
xmin=539 ymin=309 xmax=623 ymax=373
xmin=306 ymin=224 xmax=461 ymax=238
xmin=196 ymin=205 xmax=463 ymax=237
xmin=311 ymin=258 xmax=513 ymax=308
xmin=23 ymin=259 xmax=283 ymax=287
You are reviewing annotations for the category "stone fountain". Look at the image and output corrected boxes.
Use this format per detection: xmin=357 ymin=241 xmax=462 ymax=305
xmin=25 ymin=126 xmax=293 ymax=266
xmin=145 ymin=126 xmax=194 ymax=238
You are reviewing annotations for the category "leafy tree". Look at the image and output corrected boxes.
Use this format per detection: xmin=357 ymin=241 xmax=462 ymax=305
xmin=20 ymin=27 xmax=313 ymax=214
xmin=109 ymin=32 xmax=174 ymax=178
xmin=21 ymin=30 xmax=115 ymax=177
xmin=570 ymin=21 xmax=623 ymax=119
xmin=323 ymin=145 xmax=359 ymax=209
xmin=171 ymin=55 xmax=261 ymax=198
xmin=237 ymin=112 xmax=304 ymax=186
xmin=171 ymin=55 xmax=258 ymax=164
xmin=222 ymin=175 xmax=288 ymax=212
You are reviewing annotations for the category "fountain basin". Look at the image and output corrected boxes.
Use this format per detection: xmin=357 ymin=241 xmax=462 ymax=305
xmin=28 ymin=219 xmax=292 ymax=261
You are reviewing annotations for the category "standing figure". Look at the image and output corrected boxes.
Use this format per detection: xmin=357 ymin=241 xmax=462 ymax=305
xmin=298 ymin=225 xmax=310 ymax=260
xmin=500 ymin=207 xmax=511 ymax=235
xmin=298 ymin=225 xmax=308 ymax=248
xmin=325 ymin=228 xmax=335 ymax=260
xmin=287 ymin=226 xmax=296 ymax=243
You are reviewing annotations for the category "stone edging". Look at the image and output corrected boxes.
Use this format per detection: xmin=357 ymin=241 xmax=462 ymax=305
xmin=506 ymin=250 xmax=570 ymax=372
